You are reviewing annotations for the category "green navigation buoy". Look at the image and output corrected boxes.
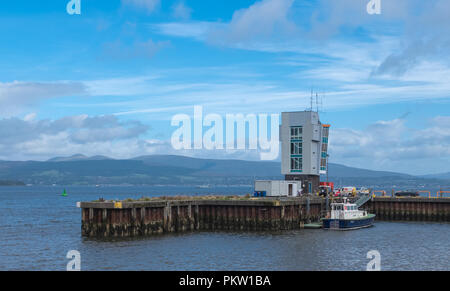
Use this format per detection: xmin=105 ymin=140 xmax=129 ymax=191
xmin=62 ymin=189 xmax=68 ymax=197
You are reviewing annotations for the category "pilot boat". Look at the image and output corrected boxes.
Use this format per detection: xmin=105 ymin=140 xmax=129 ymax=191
xmin=322 ymin=199 xmax=375 ymax=230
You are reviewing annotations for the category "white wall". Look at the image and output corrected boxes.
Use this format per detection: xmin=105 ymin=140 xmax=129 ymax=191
xmin=255 ymin=180 xmax=303 ymax=197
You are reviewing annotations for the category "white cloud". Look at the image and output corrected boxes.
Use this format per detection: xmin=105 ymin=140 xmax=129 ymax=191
xmin=74 ymin=69 xmax=450 ymax=118
xmin=102 ymin=39 xmax=170 ymax=60
xmin=329 ymin=117 xmax=450 ymax=174
xmin=0 ymin=81 xmax=86 ymax=117
xmin=0 ymin=113 xmax=265 ymax=162
xmin=151 ymin=21 xmax=225 ymax=41
xmin=208 ymin=0 xmax=296 ymax=44
xmin=172 ymin=1 xmax=192 ymax=20
xmin=151 ymin=0 xmax=450 ymax=80
xmin=153 ymin=0 xmax=297 ymax=46
xmin=122 ymin=0 xmax=160 ymax=13
xmin=0 ymin=115 xmax=150 ymax=160
xmin=311 ymin=0 xmax=450 ymax=76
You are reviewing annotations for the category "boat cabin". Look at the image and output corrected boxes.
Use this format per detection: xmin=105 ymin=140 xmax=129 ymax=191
xmin=330 ymin=202 xmax=368 ymax=220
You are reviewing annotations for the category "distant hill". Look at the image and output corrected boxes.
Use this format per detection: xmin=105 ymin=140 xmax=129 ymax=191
xmin=0 ymin=180 xmax=25 ymax=186
xmin=0 ymin=154 xmax=446 ymax=187
xmin=132 ymin=155 xmax=281 ymax=177
xmin=325 ymin=163 xmax=411 ymax=178
xmin=420 ymin=172 xmax=450 ymax=180
xmin=47 ymin=154 xmax=113 ymax=162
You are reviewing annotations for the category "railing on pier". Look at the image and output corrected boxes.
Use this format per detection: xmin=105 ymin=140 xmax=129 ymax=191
xmin=369 ymin=190 xmax=450 ymax=199
xmin=418 ymin=191 xmax=431 ymax=198
xmin=372 ymin=190 xmax=387 ymax=197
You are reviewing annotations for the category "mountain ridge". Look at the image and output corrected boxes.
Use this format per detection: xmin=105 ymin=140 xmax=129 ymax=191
xmin=0 ymin=154 xmax=446 ymax=187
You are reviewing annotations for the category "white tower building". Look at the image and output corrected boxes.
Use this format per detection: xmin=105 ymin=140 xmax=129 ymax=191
xmin=279 ymin=111 xmax=330 ymax=194
xmin=254 ymin=110 xmax=330 ymax=196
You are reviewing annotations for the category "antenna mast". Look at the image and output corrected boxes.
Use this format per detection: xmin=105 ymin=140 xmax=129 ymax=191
xmin=316 ymin=92 xmax=319 ymax=113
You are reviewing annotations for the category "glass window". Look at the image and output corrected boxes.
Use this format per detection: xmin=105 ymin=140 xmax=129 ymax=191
xmin=290 ymin=157 xmax=302 ymax=170
xmin=291 ymin=142 xmax=302 ymax=155
xmin=291 ymin=126 xmax=302 ymax=139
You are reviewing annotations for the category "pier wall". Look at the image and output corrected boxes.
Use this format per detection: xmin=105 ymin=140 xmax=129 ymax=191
xmin=80 ymin=198 xmax=325 ymax=238
xmin=79 ymin=197 xmax=450 ymax=237
xmin=363 ymin=197 xmax=450 ymax=222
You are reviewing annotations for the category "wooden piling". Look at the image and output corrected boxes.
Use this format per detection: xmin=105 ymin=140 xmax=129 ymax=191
xmin=79 ymin=197 xmax=450 ymax=238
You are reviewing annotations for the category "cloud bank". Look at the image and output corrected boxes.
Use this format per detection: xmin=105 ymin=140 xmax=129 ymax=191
xmin=0 ymin=81 xmax=86 ymax=117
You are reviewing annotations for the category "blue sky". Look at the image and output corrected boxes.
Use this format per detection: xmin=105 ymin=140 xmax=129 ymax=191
xmin=1 ymin=0 xmax=450 ymax=175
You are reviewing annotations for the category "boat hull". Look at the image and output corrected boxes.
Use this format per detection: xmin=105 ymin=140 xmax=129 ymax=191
xmin=322 ymin=214 xmax=375 ymax=230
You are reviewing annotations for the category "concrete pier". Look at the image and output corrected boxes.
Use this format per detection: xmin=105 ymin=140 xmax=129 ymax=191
xmin=79 ymin=198 xmax=325 ymax=238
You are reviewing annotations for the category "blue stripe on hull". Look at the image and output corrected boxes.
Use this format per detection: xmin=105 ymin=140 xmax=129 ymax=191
xmin=323 ymin=216 xmax=375 ymax=230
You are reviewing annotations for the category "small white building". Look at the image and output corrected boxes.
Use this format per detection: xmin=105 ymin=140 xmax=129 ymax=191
xmin=254 ymin=180 xmax=303 ymax=197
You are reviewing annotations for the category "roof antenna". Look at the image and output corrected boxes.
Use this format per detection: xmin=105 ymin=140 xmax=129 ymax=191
xmin=320 ymin=91 xmax=324 ymax=113
xmin=316 ymin=92 xmax=319 ymax=113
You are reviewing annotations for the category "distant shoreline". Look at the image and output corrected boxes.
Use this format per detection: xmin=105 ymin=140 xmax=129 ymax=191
xmin=0 ymin=180 xmax=26 ymax=186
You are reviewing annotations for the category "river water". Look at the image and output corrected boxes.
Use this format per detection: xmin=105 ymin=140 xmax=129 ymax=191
xmin=0 ymin=186 xmax=448 ymax=271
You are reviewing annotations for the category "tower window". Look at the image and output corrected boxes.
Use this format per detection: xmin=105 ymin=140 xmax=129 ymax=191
xmin=290 ymin=142 xmax=302 ymax=155
xmin=290 ymin=126 xmax=302 ymax=140
xmin=290 ymin=157 xmax=302 ymax=171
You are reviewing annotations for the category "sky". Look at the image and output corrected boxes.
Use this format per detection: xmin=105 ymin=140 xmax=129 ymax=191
xmin=0 ymin=0 xmax=450 ymax=175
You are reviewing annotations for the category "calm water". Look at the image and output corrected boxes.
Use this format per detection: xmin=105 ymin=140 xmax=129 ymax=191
xmin=0 ymin=186 xmax=449 ymax=271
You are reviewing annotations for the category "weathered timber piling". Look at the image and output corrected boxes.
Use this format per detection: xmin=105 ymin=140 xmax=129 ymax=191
xmin=363 ymin=197 xmax=450 ymax=222
xmin=79 ymin=196 xmax=450 ymax=238
xmin=80 ymin=198 xmax=325 ymax=238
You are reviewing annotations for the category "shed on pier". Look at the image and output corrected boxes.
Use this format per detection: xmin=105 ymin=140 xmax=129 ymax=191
xmin=254 ymin=180 xmax=303 ymax=197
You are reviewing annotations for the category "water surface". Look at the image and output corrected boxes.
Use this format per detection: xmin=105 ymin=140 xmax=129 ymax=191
xmin=0 ymin=186 xmax=448 ymax=271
